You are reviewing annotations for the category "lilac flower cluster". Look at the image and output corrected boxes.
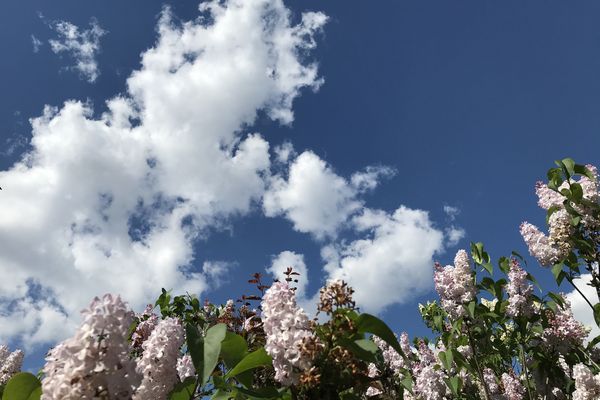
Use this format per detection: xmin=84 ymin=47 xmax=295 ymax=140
xmin=131 ymin=304 xmax=159 ymax=350
xmin=176 ymin=354 xmax=196 ymax=381
xmin=434 ymin=249 xmax=476 ymax=319
xmin=0 ymin=345 xmax=24 ymax=385
xmin=572 ymin=363 xmax=600 ymax=400
xmin=521 ymin=164 xmax=599 ymax=266
xmin=505 ymin=260 xmax=533 ymax=317
xmin=500 ymin=372 xmax=525 ymax=400
xmin=41 ymin=294 xmax=140 ymax=399
xmin=133 ymin=317 xmax=185 ymax=399
xmin=261 ymin=281 xmax=316 ymax=386
xmin=542 ymin=297 xmax=589 ymax=353
xmin=411 ymin=341 xmax=447 ymax=400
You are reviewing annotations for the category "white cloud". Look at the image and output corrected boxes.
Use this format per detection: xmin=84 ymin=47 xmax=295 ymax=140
xmin=350 ymin=165 xmax=396 ymax=193
xmin=31 ymin=35 xmax=43 ymax=53
xmin=267 ymin=251 xmax=309 ymax=298
xmin=445 ymin=226 xmax=466 ymax=247
xmin=264 ymin=151 xmax=360 ymax=239
xmin=264 ymin=151 xmax=394 ymax=239
xmin=48 ymin=18 xmax=106 ymax=82
xmin=202 ymin=261 xmax=236 ymax=288
xmin=566 ymin=274 xmax=600 ymax=342
xmin=443 ymin=205 xmax=460 ymax=221
xmin=0 ymin=0 xmax=327 ymax=347
xmin=322 ymin=206 xmax=446 ymax=313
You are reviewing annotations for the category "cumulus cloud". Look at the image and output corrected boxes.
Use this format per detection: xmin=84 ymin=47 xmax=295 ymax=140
xmin=566 ymin=274 xmax=600 ymax=342
xmin=322 ymin=207 xmax=445 ymax=313
xmin=0 ymin=0 xmax=327 ymax=347
xmin=48 ymin=18 xmax=106 ymax=82
xmin=445 ymin=226 xmax=466 ymax=247
xmin=267 ymin=251 xmax=309 ymax=298
xmin=264 ymin=151 xmax=393 ymax=239
xmin=202 ymin=261 xmax=236 ymax=288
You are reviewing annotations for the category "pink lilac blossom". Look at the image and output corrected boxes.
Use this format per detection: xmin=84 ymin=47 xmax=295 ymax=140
xmin=519 ymin=222 xmax=565 ymax=267
xmin=572 ymin=363 xmax=600 ymax=400
xmin=373 ymin=335 xmax=404 ymax=372
xmin=131 ymin=304 xmax=159 ymax=350
xmin=133 ymin=317 xmax=185 ymax=400
xmin=543 ymin=297 xmax=589 ymax=353
xmin=483 ymin=368 xmax=501 ymax=397
xmin=522 ymin=165 xmax=600 ymax=266
xmin=501 ymin=372 xmax=525 ymax=400
xmin=41 ymin=294 xmax=139 ymax=400
xmin=535 ymin=181 xmax=565 ymax=210
xmin=400 ymin=332 xmax=412 ymax=357
xmin=365 ymin=363 xmax=382 ymax=397
xmin=261 ymin=281 xmax=315 ymax=386
xmin=0 ymin=346 xmax=24 ymax=385
xmin=411 ymin=341 xmax=447 ymax=400
xmin=176 ymin=354 xmax=196 ymax=381
xmin=506 ymin=260 xmax=534 ymax=317
xmin=434 ymin=249 xmax=476 ymax=319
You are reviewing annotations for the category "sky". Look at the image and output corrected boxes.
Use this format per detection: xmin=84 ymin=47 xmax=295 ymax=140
xmin=2 ymin=0 xmax=600 ymax=372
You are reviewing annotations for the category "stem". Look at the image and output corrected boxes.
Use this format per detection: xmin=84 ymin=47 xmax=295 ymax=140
xmin=466 ymin=323 xmax=491 ymax=400
xmin=519 ymin=344 xmax=534 ymax=400
xmin=566 ymin=275 xmax=595 ymax=312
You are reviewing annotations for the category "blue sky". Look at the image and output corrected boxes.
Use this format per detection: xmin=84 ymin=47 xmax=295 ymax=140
xmin=2 ymin=0 xmax=600 ymax=371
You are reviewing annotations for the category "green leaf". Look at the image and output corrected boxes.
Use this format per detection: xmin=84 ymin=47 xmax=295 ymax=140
xmin=593 ymin=304 xmax=600 ymax=328
xmin=575 ymin=164 xmax=597 ymax=180
xmin=225 ymin=347 xmax=272 ymax=380
xmin=548 ymin=292 xmax=565 ymax=308
xmin=168 ymin=376 xmax=197 ymax=400
xmin=551 ymin=264 xmax=564 ymax=285
xmin=340 ymin=338 xmax=378 ymax=363
xmin=445 ymin=376 xmax=460 ymax=395
xmin=498 ymin=257 xmax=510 ymax=274
xmin=221 ymin=332 xmax=248 ymax=369
xmin=482 ymin=262 xmax=493 ymax=275
xmin=588 ymin=334 xmax=600 ymax=349
xmin=561 ymin=158 xmax=576 ymax=177
xmin=185 ymin=324 xmax=204 ymax=372
xmin=356 ymin=313 xmax=403 ymax=357
xmin=202 ymin=323 xmax=227 ymax=385
xmin=400 ymin=375 xmax=413 ymax=392
xmin=470 ymin=242 xmax=484 ymax=264
xmin=211 ymin=389 xmax=234 ymax=400
xmin=2 ymin=373 xmax=42 ymax=400
xmin=467 ymin=301 xmax=476 ymax=319
xmin=571 ymin=182 xmax=583 ymax=202
xmin=526 ymin=273 xmax=542 ymax=292
xmin=236 ymin=386 xmax=281 ymax=399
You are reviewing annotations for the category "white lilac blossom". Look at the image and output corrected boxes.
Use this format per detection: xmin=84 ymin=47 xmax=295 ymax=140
xmin=0 ymin=346 xmax=24 ymax=385
xmin=134 ymin=317 xmax=185 ymax=400
xmin=131 ymin=304 xmax=159 ymax=350
xmin=261 ymin=281 xmax=315 ymax=386
xmin=373 ymin=335 xmax=404 ymax=372
xmin=483 ymin=368 xmax=501 ymax=397
xmin=506 ymin=260 xmax=534 ymax=317
xmin=411 ymin=341 xmax=447 ymax=400
xmin=572 ymin=363 xmax=600 ymax=400
xmin=176 ymin=354 xmax=196 ymax=381
xmin=365 ymin=363 xmax=382 ymax=397
xmin=521 ymin=164 xmax=600 ymax=266
xmin=543 ymin=297 xmax=589 ymax=353
xmin=519 ymin=222 xmax=565 ymax=267
xmin=434 ymin=249 xmax=476 ymax=319
xmin=501 ymin=372 xmax=525 ymax=400
xmin=41 ymin=294 xmax=139 ymax=400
